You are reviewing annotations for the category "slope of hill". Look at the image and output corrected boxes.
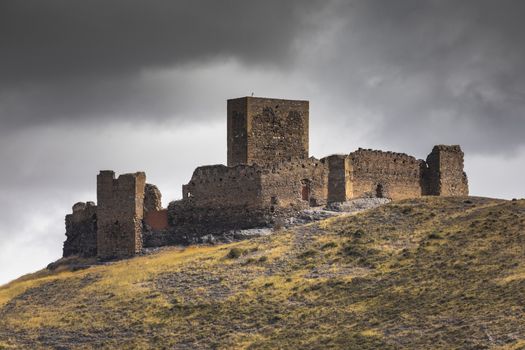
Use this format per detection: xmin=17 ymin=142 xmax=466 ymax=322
xmin=1 ymin=197 xmax=524 ymax=349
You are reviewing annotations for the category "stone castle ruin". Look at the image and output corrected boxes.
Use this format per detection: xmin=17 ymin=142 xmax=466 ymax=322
xmin=63 ymin=97 xmax=468 ymax=259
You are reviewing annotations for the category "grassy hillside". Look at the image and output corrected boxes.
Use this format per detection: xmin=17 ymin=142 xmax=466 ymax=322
xmin=1 ymin=197 xmax=524 ymax=349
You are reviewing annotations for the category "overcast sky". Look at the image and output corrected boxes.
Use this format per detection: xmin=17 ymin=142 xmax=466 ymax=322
xmin=1 ymin=0 xmax=524 ymax=285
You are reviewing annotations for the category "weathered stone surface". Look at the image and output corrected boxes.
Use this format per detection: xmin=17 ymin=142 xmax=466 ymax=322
xmin=227 ymin=97 xmax=308 ymax=167
xmin=144 ymin=183 xmax=162 ymax=213
xmin=63 ymin=202 xmax=97 ymax=257
xmin=62 ymin=96 xmax=470 ymax=256
xmin=423 ymin=145 xmax=469 ymax=196
xmin=325 ymin=155 xmax=352 ymax=203
xmin=260 ymin=157 xmax=328 ymax=210
xmin=347 ymin=149 xmax=425 ymax=200
xmin=144 ymin=209 xmax=168 ymax=231
xmin=96 ymin=171 xmax=146 ymax=259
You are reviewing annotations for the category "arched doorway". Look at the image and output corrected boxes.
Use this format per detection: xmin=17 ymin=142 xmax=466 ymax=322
xmin=301 ymin=179 xmax=311 ymax=201
xmin=375 ymin=184 xmax=384 ymax=198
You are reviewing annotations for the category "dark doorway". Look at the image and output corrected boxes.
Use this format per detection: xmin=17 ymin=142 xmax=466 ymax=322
xmin=301 ymin=179 xmax=311 ymax=201
xmin=376 ymin=184 xmax=384 ymax=198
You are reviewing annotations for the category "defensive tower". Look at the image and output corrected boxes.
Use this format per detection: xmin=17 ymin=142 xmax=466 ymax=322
xmin=227 ymin=97 xmax=309 ymax=167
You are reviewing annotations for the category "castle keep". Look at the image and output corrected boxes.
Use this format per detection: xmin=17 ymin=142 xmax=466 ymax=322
xmin=63 ymin=96 xmax=469 ymax=259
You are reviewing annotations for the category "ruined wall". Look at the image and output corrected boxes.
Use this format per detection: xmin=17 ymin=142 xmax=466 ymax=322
xmin=144 ymin=183 xmax=162 ymax=213
xmin=259 ymin=158 xmax=328 ymax=212
xmin=63 ymin=202 xmax=97 ymax=257
xmin=227 ymin=97 xmax=309 ymax=167
xmin=144 ymin=209 xmax=168 ymax=230
xmin=348 ymin=149 xmax=424 ymax=200
xmin=96 ymin=171 xmax=146 ymax=259
xmin=182 ymin=164 xmax=262 ymax=207
xmin=424 ymin=145 xmax=469 ymax=196
xmin=325 ymin=155 xmax=353 ymax=203
xmin=170 ymin=164 xmax=267 ymax=235
xmin=227 ymin=98 xmax=248 ymax=167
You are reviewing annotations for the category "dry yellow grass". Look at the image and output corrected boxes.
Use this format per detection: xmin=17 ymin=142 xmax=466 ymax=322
xmin=0 ymin=196 xmax=524 ymax=349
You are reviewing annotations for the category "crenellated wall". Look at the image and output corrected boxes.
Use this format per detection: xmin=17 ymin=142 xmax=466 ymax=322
xmin=259 ymin=158 xmax=328 ymax=210
xmin=348 ymin=149 xmax=424 ymax=200
xmin=168 ymin=158 xmax=328 ymax=239
xmin=169 ymin=164 xmax=267 ymax=235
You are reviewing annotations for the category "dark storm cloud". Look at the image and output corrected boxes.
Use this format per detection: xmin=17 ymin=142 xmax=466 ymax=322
xmin=315 ymin=0 xmax=525 ymax=154
xmin=2 ymin=0 xmax=525 ymax=154
xmin=0 ymin=0 xmax=330 ymax=130
xmin=0 ymin=0 xmax=325 ymax=83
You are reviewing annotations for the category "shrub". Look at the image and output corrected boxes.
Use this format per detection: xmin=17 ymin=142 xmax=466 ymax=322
xmin=298 ymin=250 xmax=317 ymax=259
xmin=226 ymin=248 xmax=244 ymax=259
xmin=242 ymin=258 xmax=256 ymax=265
xmin=353 ymin=229 xmax=365 ymax=238
xmin=428 ymin=232 xmax=443 ymax=240
xmin=321 ymin=242 xmax=338 ymax=250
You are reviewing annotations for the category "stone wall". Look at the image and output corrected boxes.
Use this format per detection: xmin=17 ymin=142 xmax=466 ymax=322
xmin=259 ymin=158 xmax=328 ymax=211
xmin=227 ymin=98 xmax=248 ymax=167
xmin=144 ymin=183 xmax=162 ymax=213
xmin=424 ymin=145 xmax=469 ymax=196
xmin=144 ymin=209 xmax=168 ymax=231
xmin=96 ymin=171 xmax=146 ymax=259
xmin=63 ymin=202 xmax=97 ymax=257
xmin=348 ymin=149 xmax=424 ymax=200
xmin=170 ymin=164 xmax=267 ymax=236
xmin=325 ymin=155 xmax=353 ymax=203
xmin=166 ymin=158 xmax=329 ymax=242
xmin=182 ymin=164 xmax=263 ymax=207
xmin=227 ymin=97 xmax=309 ymax=167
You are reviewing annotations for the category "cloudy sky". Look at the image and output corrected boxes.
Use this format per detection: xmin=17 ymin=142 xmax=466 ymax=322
xmin=1 ymin=0 xmax=524 ymax=284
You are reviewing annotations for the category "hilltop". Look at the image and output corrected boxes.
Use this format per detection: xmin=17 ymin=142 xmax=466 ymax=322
xmin=1 ymin=197 xmax=524 ymax=349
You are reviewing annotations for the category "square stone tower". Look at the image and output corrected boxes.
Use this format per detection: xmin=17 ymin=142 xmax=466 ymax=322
xmin=424 ymin=145 xmax=469 ymax=196
xmin=96 ymin=170 xmax=146 ymax=259
xmin=227 ymin=97 xmax=309 ymax=167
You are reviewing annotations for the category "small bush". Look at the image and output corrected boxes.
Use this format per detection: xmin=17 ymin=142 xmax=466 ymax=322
xmin=342 ymin=245 xmax=364 ymax=258
xmin=321 ymin=242 xmax=338 ymax=250
xmin=428 ymin=232 xmax=443 ymax=240
xmin=353 ymin=229 xmax=365 ymax=238
xmin=226 ymin=248 xmax=244 ymax=259
xmin=401 ymin=207 xmax=413 ymax=215
xmin=258 ymin=255 xmax=268 ymax=263
xmin=242 ymin=258 xmax=256 ymax=265
xmin=298 ymin=250 xmax=317 ymax=259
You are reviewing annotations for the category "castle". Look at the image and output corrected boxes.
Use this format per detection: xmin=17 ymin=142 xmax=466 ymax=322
xmin=63 ymin=97 xmax=469 ymax=259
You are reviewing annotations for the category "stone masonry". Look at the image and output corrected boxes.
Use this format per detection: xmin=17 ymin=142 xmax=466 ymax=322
xmin=227 ymin=97 xmax=309 ymax=167
xmin=424 ymin=145 xmax=469 ymax=196
xmin=346 ymin=149 xmax=424 ymax=201
xmin=96 ymin=171 xmax=146 ymax=259
xmin=62 ymin=96 xmax=469 ymax=259
xmin=63 ymin=202 xmax=97 ymax=257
